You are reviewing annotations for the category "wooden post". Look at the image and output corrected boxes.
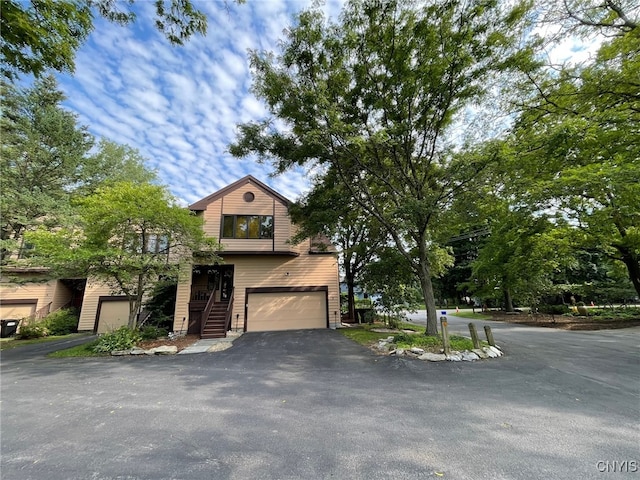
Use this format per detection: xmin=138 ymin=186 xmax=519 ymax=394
xmin=484 ymin=325 xmax=495 ymax=346
xmin=468 ymin=323 xmax=481 ymax=349
xmin=440 ymin=316 xmax=451 ymax=355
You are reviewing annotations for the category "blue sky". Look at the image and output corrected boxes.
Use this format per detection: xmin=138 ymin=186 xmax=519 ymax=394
xmin=55 ymin=0 xmax=595 ymax=206
xmin=56 ymin=0 xmax=342 ymax=206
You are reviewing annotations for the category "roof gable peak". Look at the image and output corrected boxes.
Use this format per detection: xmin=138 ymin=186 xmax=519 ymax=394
xmin=189 ymin=175 xmax=291 ymax=211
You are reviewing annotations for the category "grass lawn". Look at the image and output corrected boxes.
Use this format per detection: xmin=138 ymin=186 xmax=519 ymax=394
xmin=451 ymin=311 xmax=494 ymax=320
xmin=338 ymin=322 xmax=483 ymax=353
xmin=0 ymin=333 xmax=89 ymax=351
xmin=48 ymin=340 xmax=103 ymax=358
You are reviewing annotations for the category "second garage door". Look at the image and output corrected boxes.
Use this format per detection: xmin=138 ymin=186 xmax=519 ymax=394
xmin=246 ymin=290 xmax=327 ymax=332
xmin=96 ymin=299 xmax=130 ymax=333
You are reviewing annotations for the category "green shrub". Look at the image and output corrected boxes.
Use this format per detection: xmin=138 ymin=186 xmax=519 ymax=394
xmin=139 ymin=325 xmax=168 ymax=340
xmin=44 ymin=309 xmax=78 ymax=335
xmin=93 ymin=326 xmax=141 ymax=353
xmin=17 ymin=321 xmax=49 ymax=339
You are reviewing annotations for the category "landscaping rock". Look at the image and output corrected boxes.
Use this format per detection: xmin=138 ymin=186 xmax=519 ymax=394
xmin=446 ymin=353 xmax=462 ymax=361
xmin=483 ymin=347 xmax=498 ymax=358
xmin=395 ymin=348 xmax=405 ymax=356
xmin=488 ymin=346 xmax=503 ymax=357
xmin=461 ymin=351 xmax=480 ymax=361
xmin=472 ymin=348 xmax=489 ymax=359
xmin=410 ymin=347 xmax=425 ymax=355
xmin=150 ymin=346 xmax=178 ymax=355
xmin=418 ymin=352 xmax=446 ymax=362
xmin=130 ymin=348 xmax=147 ymax=355
xmin=110 ymin=350 xmax=131 ymax=356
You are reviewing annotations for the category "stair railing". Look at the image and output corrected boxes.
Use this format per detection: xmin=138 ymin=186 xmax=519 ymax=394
xmin=200 ymin=290 xmax=217 ymax=337
xmin=224 ymin=288 xmax=235 ymax=333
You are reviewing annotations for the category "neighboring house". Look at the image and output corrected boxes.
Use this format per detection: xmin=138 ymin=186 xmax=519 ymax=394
xmin=0 ymin=175 xmax=340 ymax=338
xmin=0 ymin=268 xmax=86 ymax=325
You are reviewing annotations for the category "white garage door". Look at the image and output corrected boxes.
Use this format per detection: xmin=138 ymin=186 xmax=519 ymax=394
xmin=0 ymin=303 xmax=36 ymax=320
xmin=246 ymin=291 xmax=327 ymax=332
xmin=97 ymin=300 xmax=130 ymax=333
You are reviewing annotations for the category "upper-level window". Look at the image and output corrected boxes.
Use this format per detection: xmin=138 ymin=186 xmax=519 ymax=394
xmin=147 ymin=234 xmax=170 ymax=254
xmin=222 ymin=215 xmax=273 ymax=239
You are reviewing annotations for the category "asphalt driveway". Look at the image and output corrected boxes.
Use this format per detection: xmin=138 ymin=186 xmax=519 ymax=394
xmin=1 ymin=329 xmax=638 ymax=479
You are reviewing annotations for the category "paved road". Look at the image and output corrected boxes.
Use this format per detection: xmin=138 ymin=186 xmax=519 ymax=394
xmin=405 ymin=310 xmax=640 ymax=398
xmin=0 ymin=334 xmax=97 ymax=361
xmin=1 ymin=328 xmax=638 ymax=479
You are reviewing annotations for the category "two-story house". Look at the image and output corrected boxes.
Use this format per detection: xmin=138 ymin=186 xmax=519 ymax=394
xmin=1 ymin=176 xmax=340 ymax=338
xmin=172 ymin=175 xmax=340 ymax=337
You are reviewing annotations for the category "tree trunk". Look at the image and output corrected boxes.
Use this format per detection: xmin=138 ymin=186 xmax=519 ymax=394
xmin=417 ymin=260 xmax=439 ymax=336
xmin=618 ymin=247 xmax=640 ymax=298
xmin=127 ymin=274 xmax=145 ymax=329
xmin=503 ymin=287 xmax=514 ymax=312
xmin=345 ymin=274 xmax=360 ymax=323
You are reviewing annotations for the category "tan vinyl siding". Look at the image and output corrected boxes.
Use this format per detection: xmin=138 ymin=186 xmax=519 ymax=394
xmin=77 ymin=280 xmax=114 ymax=331
xmin=229 ymin=252 xmax=340 ymax=330
xmin=51 ymin=281 xmax=74 ymax=312
xmin=173 ymin=262 xmax=192 ymax=331
xmin=274 ymin=202 xmax=291 ymax=252
xmin=172 ymin=251 xmax=340 ymax=334
xmin=0 ymin=278 xmax=57 ymax=319
xmin=222 ymin=183 xmax=275 ymax=215
xmin=200 ymin=182 xmax=292 ymax=254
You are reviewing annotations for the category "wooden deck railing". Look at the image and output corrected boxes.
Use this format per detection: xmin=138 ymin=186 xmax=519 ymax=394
xmin=200 ymin=290 xmax=217 ymax=337
xmin=224 ymin=288 xmax=234 ymax=332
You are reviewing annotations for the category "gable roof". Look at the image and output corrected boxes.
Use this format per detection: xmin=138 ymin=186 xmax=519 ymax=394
xmin=189 ymin=175 xmax=292 ymax=211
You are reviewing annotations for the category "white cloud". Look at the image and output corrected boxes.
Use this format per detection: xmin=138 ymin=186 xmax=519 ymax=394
xmin=57 ymin=0 xmax=347 ymax=203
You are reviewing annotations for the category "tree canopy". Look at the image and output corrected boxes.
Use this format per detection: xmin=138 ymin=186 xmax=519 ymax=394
xmin=0 ymin=0 xmax=228 ymax=78
xmin=506 ymin=1 xmax=640 ymax=296
xmin=25 ymin=181 xmax=219 ymax=328
xmin=231 ymin=0 xmax=537 ymax=334
xmin=0 ymin=75 xmax=156 ymax=262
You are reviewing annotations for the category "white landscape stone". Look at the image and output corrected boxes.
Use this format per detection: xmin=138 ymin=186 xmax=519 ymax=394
xmin=483 ymin=347 xmax=498 ymax=358
xmin=461 ymin=351 xmax=480 ymax=361
xmin=410 ymin=347 xmax=425 ymax=354
xmin=150 ymin=346 xmax=178 ymax=355
xmin=488 ymin=346 xmax=503 ymax=357
xmin=472 ymin=348 xmax=489 ymax=359
xmin=418 ymin=352 xmax=446 ymax=362
xmin=110 ymin=350 xmax=131 ymax=356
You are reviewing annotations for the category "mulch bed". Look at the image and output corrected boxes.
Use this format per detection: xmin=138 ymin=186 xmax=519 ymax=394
xmin=137 ymin=334 xmax=200 ymax=352
xmin=487 ymin=312 xmax=640 ymax=330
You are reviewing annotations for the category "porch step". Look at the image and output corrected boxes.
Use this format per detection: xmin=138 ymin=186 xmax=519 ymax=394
xmin=201 ymin=301 xmax=230 ymax=339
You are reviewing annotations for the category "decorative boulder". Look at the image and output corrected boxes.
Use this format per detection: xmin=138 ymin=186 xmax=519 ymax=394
xmin=150 ymin=346 xmax=178 ymax=355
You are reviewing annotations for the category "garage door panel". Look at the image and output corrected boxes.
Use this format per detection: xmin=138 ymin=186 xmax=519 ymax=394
xmin=0 ymin=304 xmax=35 ymax=320
xmin=247 ymin=291 xmax=326 ymax=332
xmin=97 ymin=301 xmax=130 ymax=333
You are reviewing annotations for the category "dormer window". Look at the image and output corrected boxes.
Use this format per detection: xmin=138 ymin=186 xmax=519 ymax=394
xmin=222 ymin=215 xmax=273 ymax=239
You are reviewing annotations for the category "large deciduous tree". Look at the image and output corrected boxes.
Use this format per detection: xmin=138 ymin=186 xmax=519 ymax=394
xmin=289 ymin=168 xmax=387 ymax=322
xmin=25 ymin=181 xmax=219 ymax=329
xmin=231 ymin=0 xmax=535 ymax=334
xmin=509 ymin=2 xmax=640 ymax=296
xmin=0 ymin=76 xmax=155 ymax=262
xmin=1 ymin=0 xmax=234 ymax=78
